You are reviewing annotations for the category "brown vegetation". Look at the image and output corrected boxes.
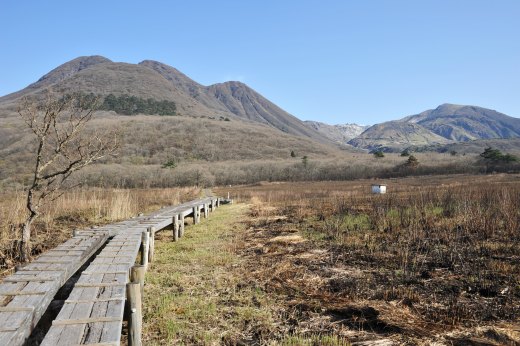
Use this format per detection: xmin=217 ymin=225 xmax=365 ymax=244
xmin=0 ymin=187 xmax=199 ymax=275
xmin=216 ymin=174 xmax=520 ymax=344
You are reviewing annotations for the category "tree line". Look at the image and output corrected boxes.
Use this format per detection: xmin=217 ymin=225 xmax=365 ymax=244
xmin=67 ymin=93 xmax=177 ymax=116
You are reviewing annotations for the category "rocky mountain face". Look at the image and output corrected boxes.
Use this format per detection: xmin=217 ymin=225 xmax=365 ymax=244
xmin=348 ymin=121 xmax=450 ymax=151
xmin=304 ymin=121 xmax=369 ymax=144
xmin=347 ymin=104 xmax=520 ymax=151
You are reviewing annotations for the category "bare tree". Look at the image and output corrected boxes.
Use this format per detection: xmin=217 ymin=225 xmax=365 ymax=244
xmin=17 ymin=92 xmax=118 ymax=262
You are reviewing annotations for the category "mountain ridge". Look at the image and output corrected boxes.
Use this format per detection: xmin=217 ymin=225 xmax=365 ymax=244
xmin=1 ymin=56 xmax=519 ymax=153
xmin=0 ymin=55 xmax=333 ymax=144
xmin=347 ymin=103 xmax=520 ymax=151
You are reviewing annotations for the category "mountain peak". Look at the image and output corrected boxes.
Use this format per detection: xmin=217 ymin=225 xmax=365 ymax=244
xmin=36 ymin=55 xmax=111 ymax=85
xmin=434 ymin=103 xmax=464 ymax=113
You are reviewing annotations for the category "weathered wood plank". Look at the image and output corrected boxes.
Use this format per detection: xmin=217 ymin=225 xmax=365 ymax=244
xmin=4 ymin=196 xmax=220 ymax=346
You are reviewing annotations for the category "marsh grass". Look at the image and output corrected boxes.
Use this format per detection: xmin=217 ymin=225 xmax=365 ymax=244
xmin=0 ymin=187 xmax=199 ymax=273
xmin=216 ymin=174 xmax=520 ymax=343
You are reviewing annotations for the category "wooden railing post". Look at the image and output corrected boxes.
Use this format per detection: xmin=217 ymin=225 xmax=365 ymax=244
xmin=193 ymin=205 xmax=200 ymax=224
xmin=126 ymin=282 xmax=142 ymax=346
xmin=179 ymin=215 xmax=185 ymax=237
xmin=141 ymin=230 xmax=150 ymax=268
xmin=203 ymin=203 xmax=209 ymax=218
xmin=173 ymin=214 xmax=179 ymax=241
xmin=148 ymin=226 xmax=156 ymax=263
xmin=130 ymin=265 xmax=146 ymax=297
xmin=210 ymin=198 xmax=215 ymax=212
xmin=217 ymin=197 xmax=220 ymax=207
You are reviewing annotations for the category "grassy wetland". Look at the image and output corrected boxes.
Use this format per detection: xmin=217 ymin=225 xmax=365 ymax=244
xmin=1 ymin=173 xmax=519 ymax=344
xmin=137 ymin=173 xmax=520 ymax=345
xmin=211 ymin=174 xmax=520 ymax=344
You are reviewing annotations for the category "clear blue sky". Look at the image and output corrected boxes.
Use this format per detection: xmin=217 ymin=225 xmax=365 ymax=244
xmin=1 ymin=0 xmax=519 ymax=124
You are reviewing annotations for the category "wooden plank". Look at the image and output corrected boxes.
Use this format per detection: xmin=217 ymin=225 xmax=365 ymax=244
xmin=3 ymin=277 xmax=56 ymax=283
xmin=75 ymin=282 xmax=126 ymax=288
xmin=64 ymin=298 xmax=124 ymax=304
xmin=36 ymin=259 xmax=80 ymax=264
xmin=34 ymin=196 xmax=219 ymax=345
xmin=52 ymin=317 xmax=120 ymax=325
xmin=0 ymin=291 xmax=47 ymax=296
xmin=0 ymin=307 xmax=34 ymax=312
xmin=70 ymin=343 xmax=119 ymax=346
xmin=82 ymin=271 xmax=128 ymax=275
xmin=13 ymin=268 xmax=67 ymax=272
xmin=88 ymin=262 xmax=133 ymax=266
xmin=0 ymin=231 xmax=109 ymax=346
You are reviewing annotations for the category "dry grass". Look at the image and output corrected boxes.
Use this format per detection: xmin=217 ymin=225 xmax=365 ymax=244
xmin=215 ymin=173 xmax=520 ymax=344
xmin=0 ymin=186 xmax=200 ymax=274
xmin=143 ymin=203 xmax=358 ymax=345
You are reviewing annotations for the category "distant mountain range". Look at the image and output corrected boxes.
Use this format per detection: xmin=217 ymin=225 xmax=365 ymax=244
xmin=1 ymin=55 xmax=519 ymax=155
xmin=303 ymin=121 xmax=369 ymax=143
xmin=347 ymin=104 xmax=520 ymax=152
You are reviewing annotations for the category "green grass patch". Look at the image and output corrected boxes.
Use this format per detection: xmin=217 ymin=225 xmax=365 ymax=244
xmin=142 ymin=203 xmax=278 ymax=345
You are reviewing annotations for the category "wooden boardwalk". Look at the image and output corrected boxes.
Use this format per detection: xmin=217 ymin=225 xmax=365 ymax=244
xmin=0 ymin=196 xmax=222 ymax=346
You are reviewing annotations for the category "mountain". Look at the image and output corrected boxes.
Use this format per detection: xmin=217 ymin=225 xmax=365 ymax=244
xmin=347 ymin=104 xmax=520 ymax=151
xmin=348 ymin=121 xmax=450 ymax=151
xmin=304 ymin=121 xmax=369 ymax=144
xmin=2 ymin=56 xmax=520 ymax=158
xmin=140 ymin=60 xmax=329 ymax=141
xmin=0 ymin=55 xmax=112 ymax=104
xmin=0 ymin=55 xmax=355 ymax=188
xmin=0 ymin=56 xmax=332 ymax=144
xmin=403 ymin=103 xmax=520 ymax=141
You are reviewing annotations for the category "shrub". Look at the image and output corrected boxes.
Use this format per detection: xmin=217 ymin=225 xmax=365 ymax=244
xmin=405 ymin=155 xmax=419 ymax=168
xmin=373 ymin=150 xmax=385 ymax=158
xmin=480 ymin=147 xmax=518 ymax=163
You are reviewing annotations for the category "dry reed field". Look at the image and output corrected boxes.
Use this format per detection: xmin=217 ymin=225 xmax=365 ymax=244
xmin=216 ymin=174 xmax=520 ymax=344
xmin=0 ymin=187 xmax=199 ymax=275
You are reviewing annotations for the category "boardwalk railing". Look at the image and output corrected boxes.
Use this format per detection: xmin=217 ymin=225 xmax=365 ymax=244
xmin=0 ymin=196 xmax=224 ymax=346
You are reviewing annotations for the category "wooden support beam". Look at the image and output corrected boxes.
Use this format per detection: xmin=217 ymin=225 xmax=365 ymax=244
xmin=130 ymin=265 xmax=146 ymax=298
xmin=173 ymin=215 xmax=179 ymax=242
xmin=148 ymin=226 xmax=156 ymax=263
xmin=179 ymin=215 xmax=185 ymax=237
xmin=203 ymin=203 xmax=209 ymax=218
xmin=140 ymin=230 xmax=150 ymax=269
xmin=192 ymin=206 xmax=199 ymax=224
xmin=126 ymin=282 xmax=142 ymax=346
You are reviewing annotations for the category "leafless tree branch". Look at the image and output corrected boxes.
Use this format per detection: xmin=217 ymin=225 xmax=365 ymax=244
xmin=17 ymin=91 xmax=118 ymax=261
